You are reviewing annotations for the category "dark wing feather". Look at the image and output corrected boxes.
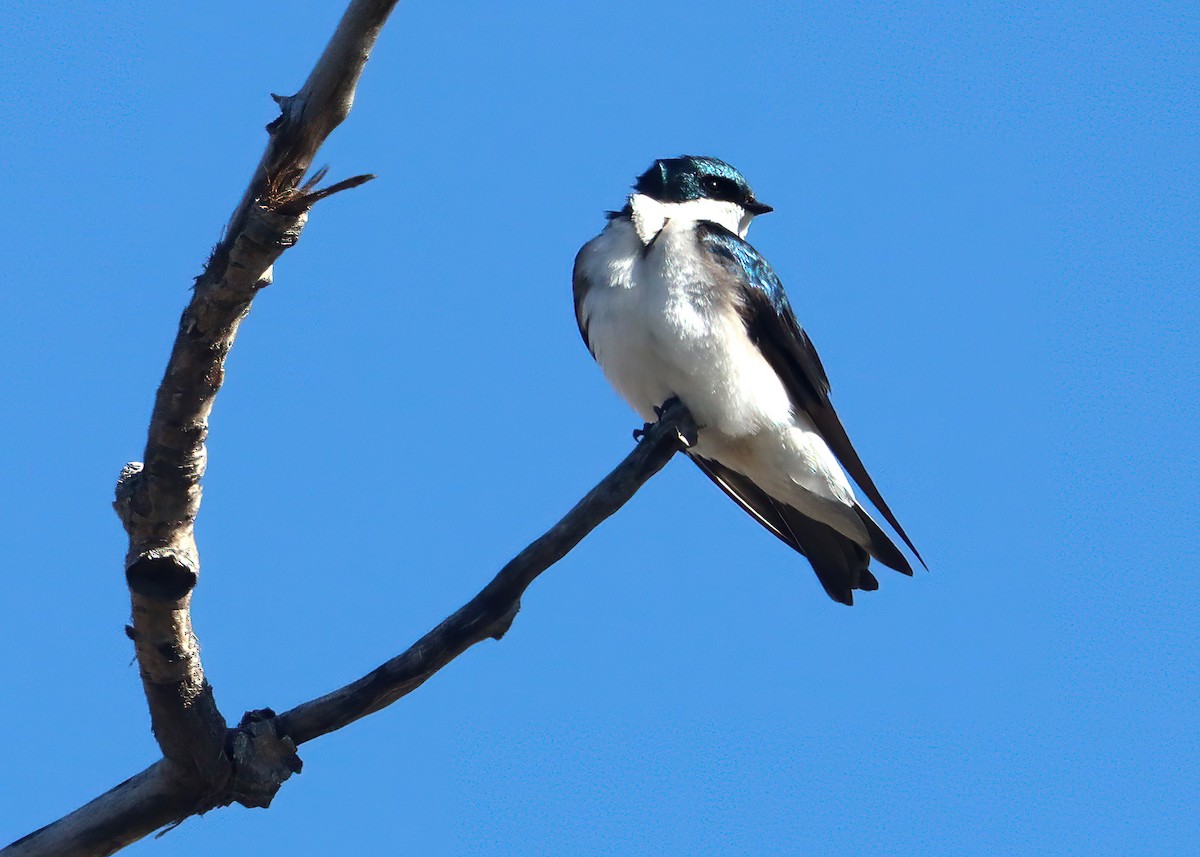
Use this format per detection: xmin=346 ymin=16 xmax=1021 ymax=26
xmin=692 ymin=456 xmax=878 ymax=605
xmin=698 ymin=222 xmax=926 ymax=569
xmin=572 ymin=241 xmax=597 ymax=355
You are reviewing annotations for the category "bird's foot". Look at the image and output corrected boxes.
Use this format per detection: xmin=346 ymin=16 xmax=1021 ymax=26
xmin=653 ymin=397 xmax=681 ymax=420
xmin=633 ymin=397 xmax=687 ymax=443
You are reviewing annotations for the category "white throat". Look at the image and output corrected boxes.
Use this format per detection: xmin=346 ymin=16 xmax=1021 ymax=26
xmin=628 ymin=193 xmax=755 ymax=245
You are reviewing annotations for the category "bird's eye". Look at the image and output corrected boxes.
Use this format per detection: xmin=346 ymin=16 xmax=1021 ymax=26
xmin=703 ymin=176 xmax=722 ymax=192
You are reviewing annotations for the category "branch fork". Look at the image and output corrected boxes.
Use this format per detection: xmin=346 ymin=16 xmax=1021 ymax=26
xmin=2 ymin=0 xmax=699 ymax=852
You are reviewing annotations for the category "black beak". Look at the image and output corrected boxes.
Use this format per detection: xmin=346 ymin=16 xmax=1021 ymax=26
xmin=744 ymin=199 xmax=774 ymax=215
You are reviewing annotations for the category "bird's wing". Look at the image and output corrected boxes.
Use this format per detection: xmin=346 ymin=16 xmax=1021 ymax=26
xmin=571 ymin=242 xmax=596 ymax=356
xmin=697 ymin=222 xmax=925 ymax=568
xmin=691 ymin=455 xmax=879 ymax=605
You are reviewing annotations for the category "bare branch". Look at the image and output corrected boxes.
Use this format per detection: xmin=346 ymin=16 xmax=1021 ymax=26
xmin=232 ymin=0 xmax=400 ymax=236
xmin=4 ymin=405 xmax=696 ymax=856
xmin=8 ymin=4 xmax=402 ymax=856
xmin=3 ymin=0 xmax=701 ymax=853
xmin=109 ymin=0 xmax=398 ymax=782
xmin=8 ymin=1 xmax=397 ymax=847
xmin=278 ymin=400 xmax=699 ymax=744
xmin=2 ymin=762 xmax=193 ymax=857
xmin=114 ymin=203 xmax=307 ymax=790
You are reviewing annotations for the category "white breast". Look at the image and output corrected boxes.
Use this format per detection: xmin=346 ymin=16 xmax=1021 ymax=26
xmin=576 ymin=217 xmax=793 ymax=437
xmin=576 ymin=213 xmax=864 ymax=539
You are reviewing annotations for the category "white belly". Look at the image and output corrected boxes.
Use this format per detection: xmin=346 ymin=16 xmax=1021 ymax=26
xmin=576 ymin=217 xmax=864 ymax=539
xmin=579 ymin=219 xmax=792 ymax=433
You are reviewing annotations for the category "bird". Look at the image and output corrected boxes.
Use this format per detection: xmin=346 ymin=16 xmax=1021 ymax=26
xmin=572 ymin=155 xmax=924 ymax=604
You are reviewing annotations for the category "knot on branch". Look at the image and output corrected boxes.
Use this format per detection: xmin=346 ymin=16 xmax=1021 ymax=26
xmin=226 ymin=709 xmax=303 ymax=809
xmin=125 ymin=550 xmax=200 ymax=601
xmin=199 ymin=203 xmax=309 ymax=297
xmin=489 ymin=598 xmax=520 ymax=641
xmin=115 ymin=461 xmax=201 ymax=600
xmin=267 ymin=91 xmax=303 ymax=134
xmin=113 ymin=460 xmax=146 ymax=520
xmin=241 ymin=204 xmax=309 ymax=257
xmin=114 ymin=457 xmax=202 ymax=531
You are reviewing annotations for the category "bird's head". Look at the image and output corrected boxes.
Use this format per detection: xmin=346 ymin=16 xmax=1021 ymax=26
xmin=627 ymin=155 xmax=772 ymax=243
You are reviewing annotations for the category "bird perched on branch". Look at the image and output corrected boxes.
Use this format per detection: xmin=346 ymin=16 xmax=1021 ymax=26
xmin=573 ymin=155 xmax=924 ymax=604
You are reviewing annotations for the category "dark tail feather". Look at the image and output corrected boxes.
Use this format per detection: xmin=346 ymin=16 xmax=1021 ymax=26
xmin=691 ymin=456 xmax=890 ymax=605
xmin=775 ymin=512 xmax=871 ymax=605
xmin=854 ymin=505 xmax=914 ymax=576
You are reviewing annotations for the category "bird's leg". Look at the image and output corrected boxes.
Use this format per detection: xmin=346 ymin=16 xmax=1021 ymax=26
xmin=633 ymin=396 xmax=685 ymax=442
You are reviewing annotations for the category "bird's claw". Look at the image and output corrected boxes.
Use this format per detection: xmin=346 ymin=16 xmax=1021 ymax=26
xmin=634 ymin=396 xmax=685 ymax=443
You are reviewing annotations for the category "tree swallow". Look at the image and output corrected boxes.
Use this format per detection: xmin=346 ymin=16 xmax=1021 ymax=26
xmin=573 ymin=155 xmax=924 ymax=604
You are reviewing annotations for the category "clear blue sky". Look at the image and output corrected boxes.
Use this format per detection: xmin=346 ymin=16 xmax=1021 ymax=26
xmin=2 ymin=1 xmax=1197 ymax=854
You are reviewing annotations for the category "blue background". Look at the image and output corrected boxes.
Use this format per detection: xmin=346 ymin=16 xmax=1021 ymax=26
xmin=2 ymin=1 xmax=1197 ymax=854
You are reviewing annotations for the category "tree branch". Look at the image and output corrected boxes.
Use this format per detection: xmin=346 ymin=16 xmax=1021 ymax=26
xmin=113 ymin=203 xmax=308 ymax=795
xmin=1 ymin=3 xmax=400 ymax=856
xmin=108 ymin=0 xmax=398 ymax=795
xmin=3 ymin=763 xmax=194 ymax=857
xmin=3 ymin=1 xmax=701 ymax=854
xmin=277 ymin=400 xmax=699 ymax=745
xmin=4 ymin=405 xmax=696 ymax=856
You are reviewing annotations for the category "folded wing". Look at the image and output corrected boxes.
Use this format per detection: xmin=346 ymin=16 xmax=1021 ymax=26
xmin=697 ymin=222 xmax=926 ymax=570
